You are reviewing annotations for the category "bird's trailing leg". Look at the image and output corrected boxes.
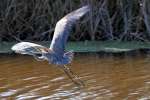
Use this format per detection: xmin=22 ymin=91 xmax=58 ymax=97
xmin=61 ymin=65 xmax=85 ymax=87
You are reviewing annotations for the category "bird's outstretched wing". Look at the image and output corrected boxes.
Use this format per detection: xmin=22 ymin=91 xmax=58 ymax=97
xmin=50 ymin=5 xmax=90 ymax=55
xmin=11 ymin=42 xmax=48 ymax=55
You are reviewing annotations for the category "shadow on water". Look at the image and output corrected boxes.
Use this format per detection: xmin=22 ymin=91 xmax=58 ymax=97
xmin=1 ymin=53 xmax=150 ymax=99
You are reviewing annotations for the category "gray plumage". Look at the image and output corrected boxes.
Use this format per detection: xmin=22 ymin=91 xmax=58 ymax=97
xmin=50 ymin=5 xmax=90 ymax=55
xmin=11 ymin=5 xmax=90 ymax=65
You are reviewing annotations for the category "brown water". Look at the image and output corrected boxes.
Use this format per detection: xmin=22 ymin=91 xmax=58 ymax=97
xmin=0 ymin=54 xmax=150 ymax=100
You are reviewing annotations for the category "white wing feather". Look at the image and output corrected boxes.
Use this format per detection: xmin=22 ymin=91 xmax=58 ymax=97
xmin=11 ymin=42 xmax=47 ymax=55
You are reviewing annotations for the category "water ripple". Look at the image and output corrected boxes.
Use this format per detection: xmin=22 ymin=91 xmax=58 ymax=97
xmin=0 ymin=55 xmax=150 ymax=99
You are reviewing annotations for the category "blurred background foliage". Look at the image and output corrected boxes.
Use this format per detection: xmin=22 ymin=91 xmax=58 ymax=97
xmin=0 ymin=0 xmax=150 ymax=42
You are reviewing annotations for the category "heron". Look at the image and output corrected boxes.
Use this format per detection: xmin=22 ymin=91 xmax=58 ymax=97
xmin=11 ymin=5 xmax=90 ymax=86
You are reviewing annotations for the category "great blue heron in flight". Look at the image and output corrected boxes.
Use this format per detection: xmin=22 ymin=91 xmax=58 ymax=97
xmin=11 ymin=5 xmax=90 ymax=86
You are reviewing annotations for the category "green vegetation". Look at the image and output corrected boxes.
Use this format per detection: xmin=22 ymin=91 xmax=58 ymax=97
xmin=1 ymin=41 xmax=150 ymax=53
xmin=1 ymin=0 xmax=150 ymax=42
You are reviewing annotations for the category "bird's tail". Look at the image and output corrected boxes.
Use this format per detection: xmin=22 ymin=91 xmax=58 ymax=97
xmin=63 ymin=51 xmax=74 ymax=64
